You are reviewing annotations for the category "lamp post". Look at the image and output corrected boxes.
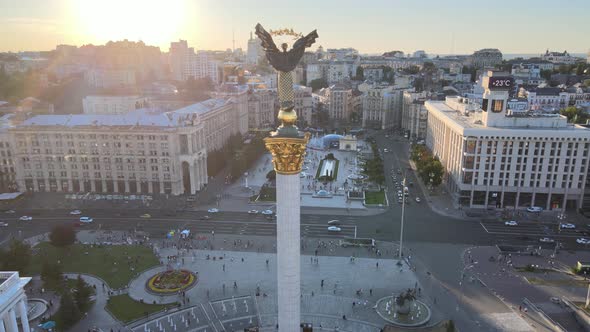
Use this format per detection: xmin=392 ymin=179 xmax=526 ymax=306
xmin=399 ymin=178 xmax=408 ymax=260
xmin=429 ymin=172 xmax=435 ymax=192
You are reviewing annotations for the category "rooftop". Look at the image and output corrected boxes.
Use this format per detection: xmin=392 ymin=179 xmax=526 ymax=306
xmin=18 ymin=98 xmax=231 ymax=129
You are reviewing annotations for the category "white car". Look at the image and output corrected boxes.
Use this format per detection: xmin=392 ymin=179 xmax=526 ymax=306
xmin=577 ymin=238 xmax=589 ymax=244
xmin=327 ymin=226 xmax=342 ymax=232
xmin=504 ymin=220 xmax=518 ymax=226
xmin=0 ymin=221 xmax=8 ymax=227
xmin=527 ymin=206 xmax=543 ymax=213
xmin=19 ymin=216 xmax=32 ymax=221
xmin=327 ymin=220 xmax=341 ymax=225
xmin=539 ymin=237 xmax=555 ymax=243
xmin=247 ymin=210 xmax=259 ymax=214
xmin=207 ymin=208 xmax=220 ymax=213
xmin=5 ymin=210 xmax=15 ymax=214
xmin=79 ymin=217 xmax=93 ymax=223
xmin=261 ymin=210 xmax=274 ymax=215
xmin=415 ymin=197 xmax=421 ymax=203
xmin=560 ymin=223 xmax=576 ymax=229
xmin=70 ymin=210 xmax=82 ymax=215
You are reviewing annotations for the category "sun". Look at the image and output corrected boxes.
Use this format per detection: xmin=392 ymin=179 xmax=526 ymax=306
xmin=71 ymin=0 xmax=188 ymax=47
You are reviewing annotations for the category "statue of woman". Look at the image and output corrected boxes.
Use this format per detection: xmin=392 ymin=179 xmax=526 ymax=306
xmin=255 ymin=23 xmax=318 ymax=73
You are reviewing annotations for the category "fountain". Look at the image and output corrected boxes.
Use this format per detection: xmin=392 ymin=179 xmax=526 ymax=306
xmin=375 ymin=289 xmax=431 ymax=327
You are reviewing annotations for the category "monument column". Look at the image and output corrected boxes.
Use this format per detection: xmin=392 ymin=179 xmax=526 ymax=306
xmin=18 ymin=299 xmax=31 ymax=332
xmin=256 ymin=23 xmax=318 ymax=331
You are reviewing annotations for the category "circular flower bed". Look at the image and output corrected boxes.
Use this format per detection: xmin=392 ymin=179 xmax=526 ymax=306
xmin=146 ymin=269 xmax=197 ymax=294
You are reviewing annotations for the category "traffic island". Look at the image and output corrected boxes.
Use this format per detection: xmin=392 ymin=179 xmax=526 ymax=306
xmin=145 ymin=269 xmax=197 ymax=295
xmin=375 ymin=291 xmax=431 ymax=327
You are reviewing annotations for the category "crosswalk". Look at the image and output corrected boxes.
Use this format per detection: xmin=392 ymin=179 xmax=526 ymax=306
xmin=480 ymin=220 xmax=587 ymax=247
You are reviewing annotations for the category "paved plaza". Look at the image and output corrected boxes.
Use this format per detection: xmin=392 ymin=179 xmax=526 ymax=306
xmin=127 ymin=247 xmax=430 ymax=331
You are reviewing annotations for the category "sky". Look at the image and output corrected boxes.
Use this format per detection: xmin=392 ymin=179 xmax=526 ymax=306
xmin=1 ymin=0 xmax=589 ymax=55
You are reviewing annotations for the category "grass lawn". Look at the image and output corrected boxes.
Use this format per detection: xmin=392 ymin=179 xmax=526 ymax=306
xmin=257 ymin=186 xmax=276 ymax=202
xmin=106 ymin=294 xmax=178 ymax=323
xmin=364 ymin=190 xmax=386 ymax=205
xmin=28 ymin=242 xmax=159 ymax=289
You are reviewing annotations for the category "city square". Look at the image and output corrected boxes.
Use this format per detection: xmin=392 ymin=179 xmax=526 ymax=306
xmin=1 ymin=2 xmax=590 ymax=332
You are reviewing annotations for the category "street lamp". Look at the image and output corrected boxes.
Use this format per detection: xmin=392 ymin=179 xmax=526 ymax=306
xmin=429 ymin=172 xmax=434 ymax=192
xmin=399 ymin=178 xmax=408 ymax=260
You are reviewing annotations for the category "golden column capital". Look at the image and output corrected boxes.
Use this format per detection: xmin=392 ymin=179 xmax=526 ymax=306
xmin=264 ymin=132 xmax=311 ymax=175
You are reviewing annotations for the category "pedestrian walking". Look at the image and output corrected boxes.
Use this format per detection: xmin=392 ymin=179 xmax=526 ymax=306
xmin=223 ymin=264 xmax=225 ymax=272
xmin=369 ymin=288 xmax=373 ymax=296
xmin=376 ymin=262 xmax=379 ymax=268
xmin=321 ymin=279 xmax=324 ymax=287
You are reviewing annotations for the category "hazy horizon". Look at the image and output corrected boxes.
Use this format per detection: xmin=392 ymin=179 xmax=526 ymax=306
xmin=1 ymin=0 xmax=589 ymax=54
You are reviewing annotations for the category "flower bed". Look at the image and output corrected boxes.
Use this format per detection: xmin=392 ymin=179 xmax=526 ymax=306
xmin=146 ymin=269 xmax=197 ymax=294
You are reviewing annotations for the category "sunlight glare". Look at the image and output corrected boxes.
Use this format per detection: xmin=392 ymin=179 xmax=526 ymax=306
xmin=72 ymin=0 xmax=188 ymax=46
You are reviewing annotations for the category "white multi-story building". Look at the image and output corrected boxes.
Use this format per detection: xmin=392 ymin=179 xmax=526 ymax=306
xmin=326 ymin=48 xmax=358 ymax=61
xmin=522 ymin=87 xmax=570 ymax=111
xmin=541 ymin=50 xmax=578 ymax=64
xmin=361 ymin=84 xmax=397 ymax=129
xmin=327 ymin=62 xmax=351 ymax=84
xmin=402 ymin=91 xmax=430 ymax=139
xmin=293 ymin=85 xmax=313 ymax=126
xmin=425 ymin=71 xmax=590 ymax=210
xmin=168 ymin=40 xmax=221 ymax=83
xmin=0 ymin=115 xmax=16 ymax=193
xmin=0 ymin=271 xmax=32 ymax=332
xmin=211 ymin=84 xmax=249 ymax=135
xmin=84 ymin=68 xmax=136 ymax=89
xmin=305 ymin=63 xmax=325 ymax=85
xmin=248 ymin=89 xmax=277 ymax=130
xmin=247 ymin=32 xmax=262 ymax=65
xmin=327 ymin=84 xmax=353 ymax=121
xmin=511 ymin=64 xmax=544 ymax=86
xmin=83 ymin=95 xmax=148 ymax=115
xmin=10 ymin=96 xmax=247 ymax=196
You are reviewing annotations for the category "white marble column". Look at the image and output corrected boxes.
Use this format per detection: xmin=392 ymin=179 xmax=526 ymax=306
xmin=276 ymin=173 xmax=301 ymax=331
xmin=6 ymin=309 xmax=17 ymax=332
xmin=0 ymin=316 xmax=6 ymax=332
xmin=189 ymin=164 xmax=196 ymax=194
xmin=18 ymin=299 xmax=31 ymax=332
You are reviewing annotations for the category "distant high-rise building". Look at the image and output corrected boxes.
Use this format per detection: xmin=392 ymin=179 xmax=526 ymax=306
xmin=168 ymin=40 xmax=221 ymax=83
xmin=247 ymin=32 xmax=262 ymax=65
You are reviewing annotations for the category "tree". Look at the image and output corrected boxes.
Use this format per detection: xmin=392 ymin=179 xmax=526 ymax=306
xmin=446 ymin=320 xmax=456 ymax=332
xmin=74 ymin=275 xmax=93 ymax=311
xmin=421 ymin=62 xmax=436 ymax=74
xmin=41 ymin=261 xmax=63 ymax=290
xmin=58 ymin=290 xmax=82 ymax=328
xmin=0 ymin=240 xmax=31 ymax=273
xmin=354 ymin=66 xmax=364 ymax=80
xmin=50 ymin=224 xmax=76 ymax=247
xmin=576 ymin=63 xmax=590 ymax=76
xmin=560 ymin=106 xmax=589 ymax=124
xmin=558 ymin=64 xmax=572 ymax=74
xmin=309 ymin=78 xmax=328 ymax=92
xmin=540 ymin=69 xmax=552 ymax=81
xmin=418 ymin=158 xmax=444 ymax=187
xmin=403 ymin=66 xmax=420 ymax=75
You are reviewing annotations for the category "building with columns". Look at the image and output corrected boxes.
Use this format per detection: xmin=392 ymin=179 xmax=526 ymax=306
xmin=425 ymin=71 xmax=590 ymax=210
xmin=0 ymin=271 xmax=32 ymax=332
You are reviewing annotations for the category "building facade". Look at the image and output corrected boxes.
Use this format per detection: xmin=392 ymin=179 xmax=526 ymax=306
xmin=327 ymin=84 xmax=353 ymax=121
xmin=82 ymin=95 xmax=148 ymax=115
xmin=0 ymin=271 xmax=32 ymax=332
xmin=541 ymin=50 xmax=578 ymax=64
xmin=425 ymin=71 xmax=590 ymax=210
xmin=402 ymin=91 xmax=429 ymax=139
xmin=84 ymin=68 xmax=136 ymax=89
xmin=470 ymin=49 xmax=503 ymax=69
xmin=248 ymin=89 xmax=277 ymax=130
xmin=293 ymin=85 xmax=313 ymax=126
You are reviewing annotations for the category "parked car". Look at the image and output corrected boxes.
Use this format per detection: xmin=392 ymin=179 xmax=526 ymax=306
xmin=70 ymin=210 xmax=82 ymax=215
xmin=505 ymin=220 xmax=518 ymax=226
xmin=327 ymin=226 xmax=342 ymax=232
xmin=527 ymin=206 xmax=543 ymax=213
xmin=79 ymin=217 xmax=94 ymax=223
xmin=261 ymin=210 xmax=274 ymax=215
xmin=560 ymin=223 xmax=576 ymax=229
xmin=19 ymin=216 xmax=32 ymax=221
xmin=248 ymin=210 xmax=259 ymax=214
xmin=539 ymin=237 xmax=555 ymax=243
xmin=207 ymin=208 xmax=220 ymax=213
